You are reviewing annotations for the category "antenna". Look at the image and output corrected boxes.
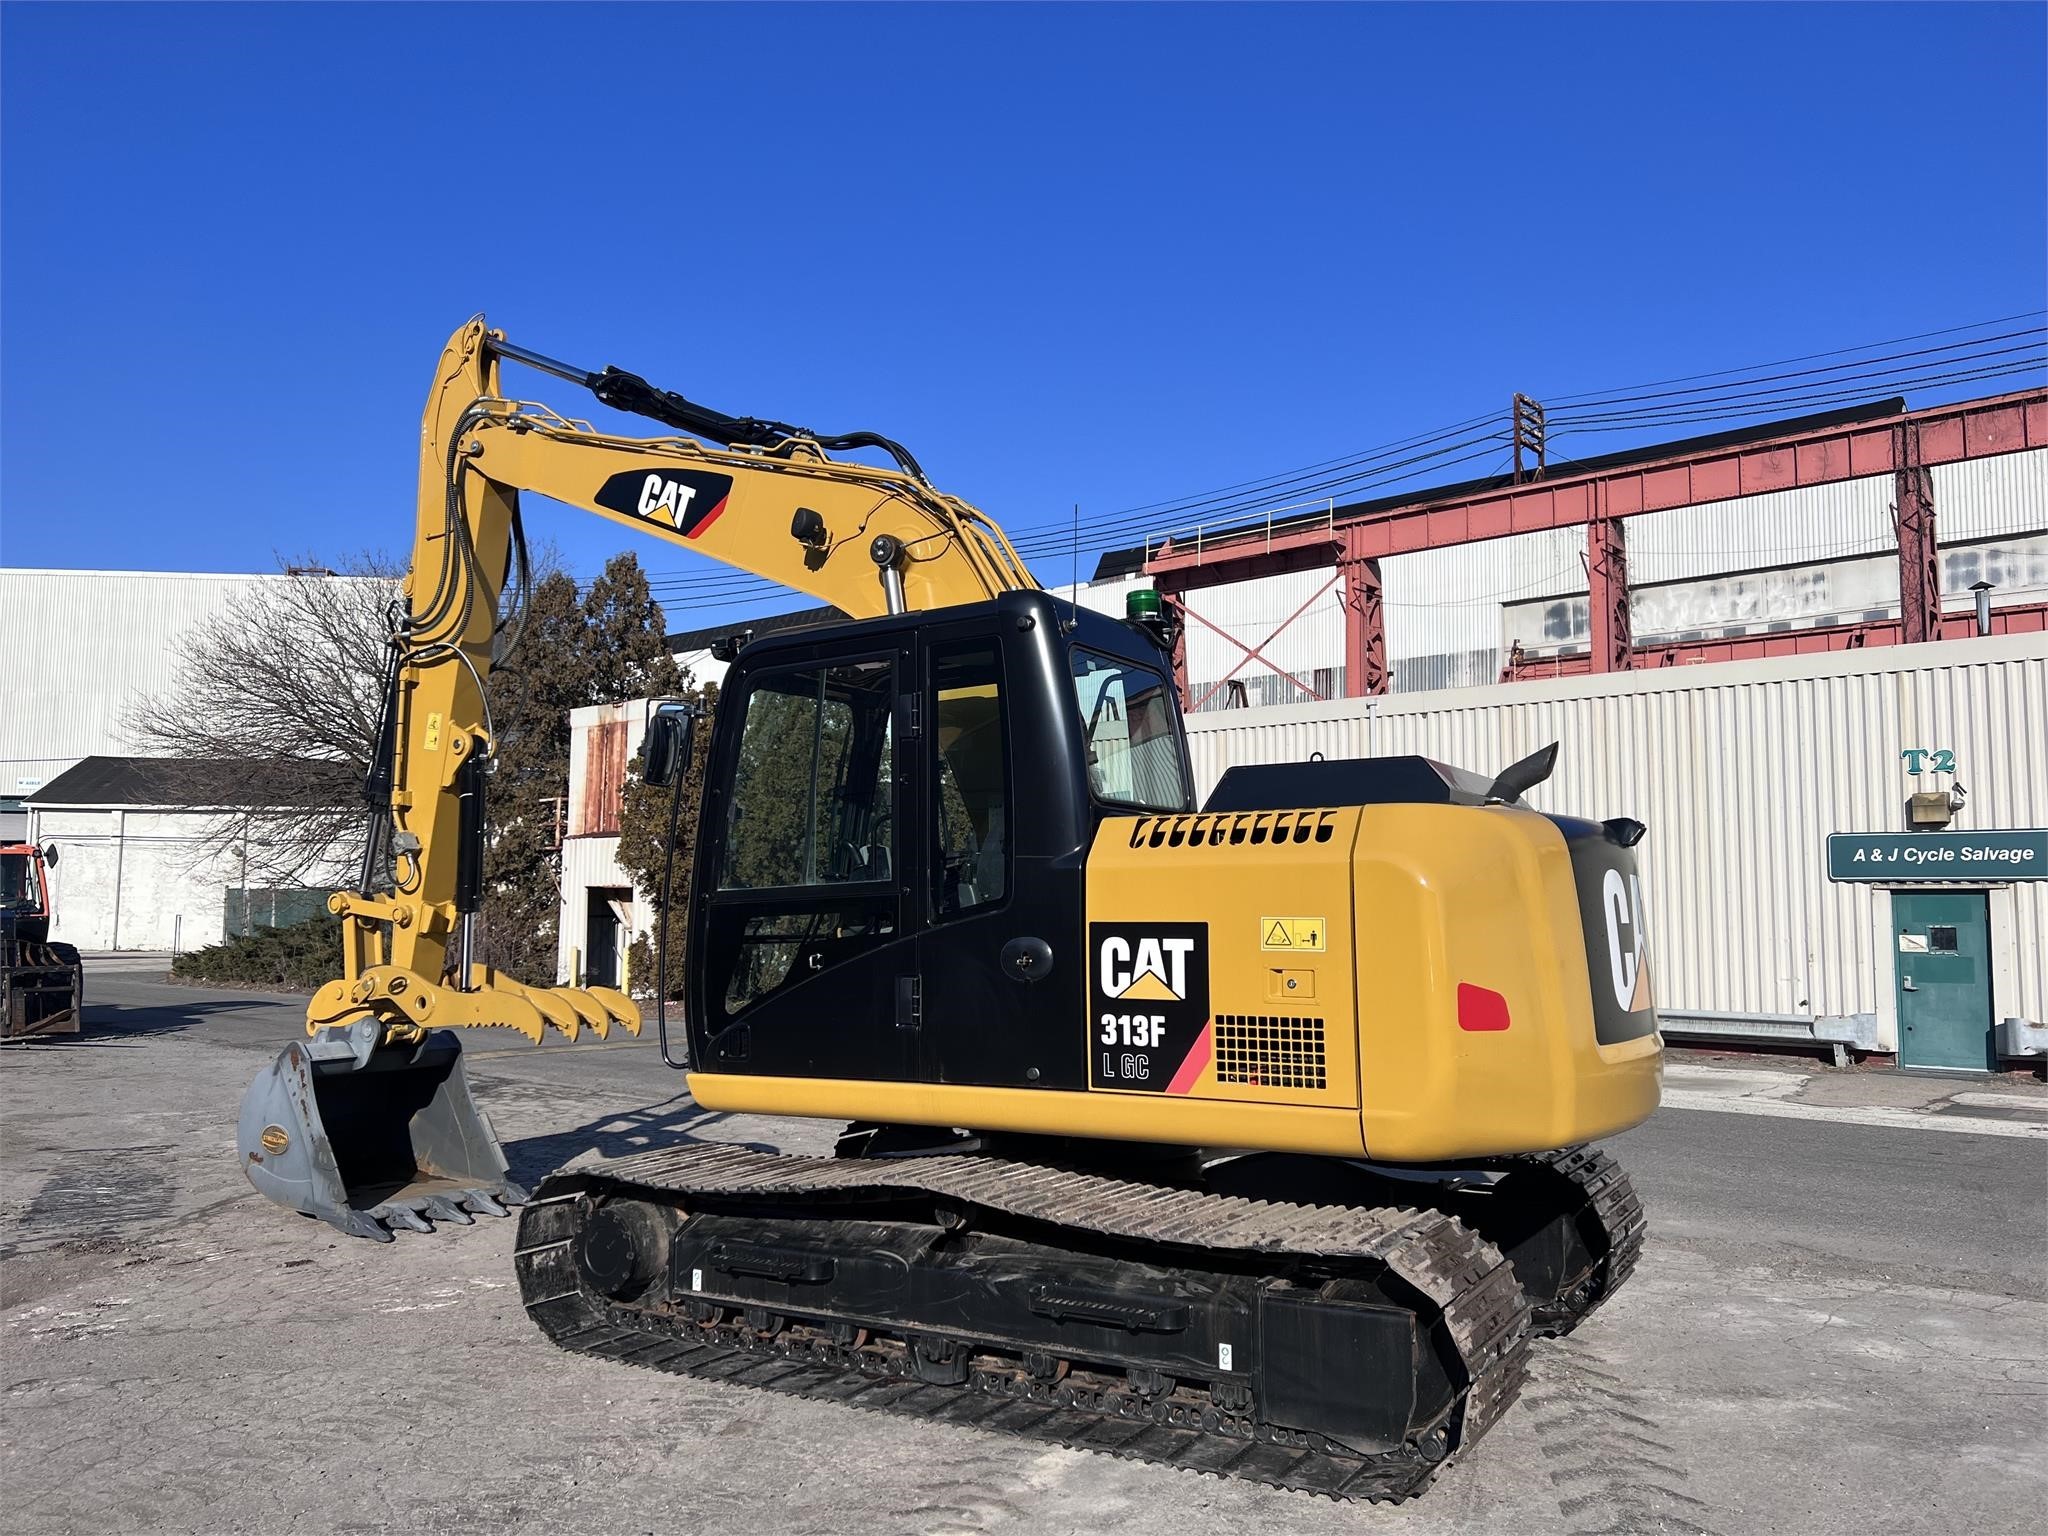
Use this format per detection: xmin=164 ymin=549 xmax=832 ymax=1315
xmin=1062 ymin=502 xmax=1080 ymax=632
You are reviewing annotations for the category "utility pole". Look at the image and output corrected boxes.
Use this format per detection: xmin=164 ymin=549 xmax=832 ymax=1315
xmin=1511 ymin=393 xmax=1547 ymax=485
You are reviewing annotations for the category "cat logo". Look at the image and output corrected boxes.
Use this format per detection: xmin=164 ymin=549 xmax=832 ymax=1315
xmin=1088 ymin=923 xmax=1210 ymax=1094
xmin=1601 ymin=867 xmax=1652 ymax=1014
xmin=1098 ymin=934 xmax=1197 ymax=1001
xmin=592 ymin=467 xmax=736 ymax=539
xmin=636 ymin=475 xmax=700 ymax=527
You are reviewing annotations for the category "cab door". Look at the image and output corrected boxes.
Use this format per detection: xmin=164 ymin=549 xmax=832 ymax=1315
xmin=690 ymin=642 xmax=919 ymax=1081
xmin=911 ymin=625 xmax=1085 ymax=1090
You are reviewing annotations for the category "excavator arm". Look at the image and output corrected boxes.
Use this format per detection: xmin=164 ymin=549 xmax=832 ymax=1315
xmin=307 ymin=317 xmax=1037 ymax=1049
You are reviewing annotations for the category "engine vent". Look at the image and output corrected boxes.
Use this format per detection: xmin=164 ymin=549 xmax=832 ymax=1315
xmin=1214 ymin=1014 xmax=1327 ymax=1090
xmin=1125 ymin=809 xmax=1340 ymax=851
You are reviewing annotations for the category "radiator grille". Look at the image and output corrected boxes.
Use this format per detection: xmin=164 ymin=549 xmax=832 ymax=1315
xmin=1214 ymin=1014 xmax=1327 ymax=1090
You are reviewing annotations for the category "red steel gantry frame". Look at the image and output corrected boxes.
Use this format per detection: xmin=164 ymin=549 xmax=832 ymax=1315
xmin=1146 ymin=388 xmax=2047 ymax=701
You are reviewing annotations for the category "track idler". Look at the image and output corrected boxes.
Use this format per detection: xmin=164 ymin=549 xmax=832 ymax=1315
xmin=238 ymin=1018 xmax=526 ymax=1241
xmin=1476 ymin=1145 xmax=1645 ymax=1335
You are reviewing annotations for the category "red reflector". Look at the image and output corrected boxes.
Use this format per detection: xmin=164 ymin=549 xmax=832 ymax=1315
xmin=1457 ymin=983 xmax=1510 ymax=1032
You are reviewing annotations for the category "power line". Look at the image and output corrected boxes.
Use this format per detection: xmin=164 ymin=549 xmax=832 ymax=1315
xmin=1541 ymin=309 xmax=2046 ymax=404
xmin=625 ymin=314 xmax=2046 ymax=606
xmin=999 ymin=409 xmax=1509 ymax=536
xmin=1548 ymin=358 xmax=2044 ymax=437
xmin=1548 ymin=342 xmax=2045 ymax=426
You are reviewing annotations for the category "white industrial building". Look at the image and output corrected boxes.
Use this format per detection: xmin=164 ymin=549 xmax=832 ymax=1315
xmin=12 ymin=414 xmax=2044 ymax=1068
xmin=592 ymin=420 xmax=2046 ymax=1071
xmin=663 ymin=449 xmax=2045 ymax=710
xmin=0 ymin=569 xmax=365 ymax=794
xmin=0 ymin=568 xmax=383 ymax=951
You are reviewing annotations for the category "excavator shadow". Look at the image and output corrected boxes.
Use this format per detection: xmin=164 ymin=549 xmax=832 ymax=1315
xmin=0 ymin=999 xmax=223 ymax=1050
xmin=503 ymin=1094 xmax=764 ymax=1184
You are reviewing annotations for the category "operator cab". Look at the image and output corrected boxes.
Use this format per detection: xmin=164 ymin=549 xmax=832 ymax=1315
xmin=0 ymin=848 xmax=43 ymax=913
xmin=686 ymin=590 xmax=1193 ymax=1091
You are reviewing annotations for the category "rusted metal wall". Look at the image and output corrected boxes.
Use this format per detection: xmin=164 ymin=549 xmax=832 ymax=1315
xmin=576 ymin=719 xmax=630 ymax=838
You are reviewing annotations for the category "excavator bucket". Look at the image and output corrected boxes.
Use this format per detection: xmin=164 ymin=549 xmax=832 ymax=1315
xmin=237 ymin=1018 xmax=526 ymax=1241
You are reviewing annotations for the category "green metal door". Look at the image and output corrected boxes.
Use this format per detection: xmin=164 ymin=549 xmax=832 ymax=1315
xmin=1891 ymin=890 xmax=1994 ymax=1072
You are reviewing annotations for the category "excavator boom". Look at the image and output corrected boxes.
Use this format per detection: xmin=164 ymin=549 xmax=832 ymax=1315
xmin=241 ymin=317 xmax=1039 ymax=1232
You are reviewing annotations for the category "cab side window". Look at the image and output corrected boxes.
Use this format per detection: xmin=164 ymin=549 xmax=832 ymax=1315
xmin=1069 ymin=649 xmax=1189 ymax=812
xmin=720 ymin=659 xmax=895 ymax=890
xmin=931 ymin=644 xmax=1007 ymax=917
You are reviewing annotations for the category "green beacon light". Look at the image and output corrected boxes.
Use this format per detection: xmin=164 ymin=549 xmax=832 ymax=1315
xmin=1126 ymin=588 xmax=1163 ymax=623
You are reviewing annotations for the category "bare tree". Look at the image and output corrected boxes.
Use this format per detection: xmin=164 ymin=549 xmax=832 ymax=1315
xmin=130 ymin=555 xmax=402 ymax=886
xmin=130 ymin=538 xmax=581 ymax=899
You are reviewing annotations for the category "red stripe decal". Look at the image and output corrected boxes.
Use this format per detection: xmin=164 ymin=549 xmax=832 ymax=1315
xmin=686 ymin=495 xmax=731 ymax=538
xmin=1166 ymin=1021 xmax=1214 ymax=1094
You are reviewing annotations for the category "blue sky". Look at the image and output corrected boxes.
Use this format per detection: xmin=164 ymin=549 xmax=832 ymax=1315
xmin=3 ymin=2 xmax=2043 ymax=629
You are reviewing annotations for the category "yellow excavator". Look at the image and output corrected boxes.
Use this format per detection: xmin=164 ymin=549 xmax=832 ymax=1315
xmin=238 ymin=318 xmax=1661 ymax=1502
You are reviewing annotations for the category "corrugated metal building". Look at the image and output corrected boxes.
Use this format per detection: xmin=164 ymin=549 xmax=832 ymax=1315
xmin=0 ymin=568 xmax=384 ymax=795
xmin=1183 ymin=631 xmax=2048 ymax=1061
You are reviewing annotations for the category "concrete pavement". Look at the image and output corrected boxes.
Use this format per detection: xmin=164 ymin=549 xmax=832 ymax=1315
xmin=2 ymin=963 xmax=2042 ymax=1535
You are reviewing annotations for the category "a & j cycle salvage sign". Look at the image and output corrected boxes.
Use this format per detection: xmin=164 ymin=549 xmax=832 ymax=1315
xmin=1826 ymin=829 xmax=2048 ymax=882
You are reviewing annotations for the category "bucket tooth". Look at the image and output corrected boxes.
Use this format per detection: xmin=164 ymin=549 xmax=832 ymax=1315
xmin=237 ymin=1021 xmax=525 ymax=1241
xmin=342 ymin=1210 xmax=396 ymax=1244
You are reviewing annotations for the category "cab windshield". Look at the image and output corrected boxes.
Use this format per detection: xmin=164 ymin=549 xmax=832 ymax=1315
xmin=0 ymin=853 xmax=41 ymax=912
xmin=1069 ymin=649 xmax=1189 ymax=812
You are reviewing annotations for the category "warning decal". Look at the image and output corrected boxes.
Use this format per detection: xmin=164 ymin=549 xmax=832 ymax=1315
xmin=1259 ymin=917 xmax=1327 ymax=953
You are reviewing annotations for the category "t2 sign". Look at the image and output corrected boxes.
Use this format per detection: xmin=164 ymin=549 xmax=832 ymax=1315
xmin=1901 ymin=748 xmax=1956 ymax=775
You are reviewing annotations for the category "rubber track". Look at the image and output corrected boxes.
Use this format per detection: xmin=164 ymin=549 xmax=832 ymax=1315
xmin=1526 ymin=1144 xmax=1646 ymax=1336
xmin=515 ymin=1141 xmax=1532 ymax=1503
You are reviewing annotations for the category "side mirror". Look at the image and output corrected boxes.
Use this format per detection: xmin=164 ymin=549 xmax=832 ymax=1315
xmin=642 ymin=708 xmax=695 ymax=790
xmin=41 ymin=843 xmax=58 ymax=868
